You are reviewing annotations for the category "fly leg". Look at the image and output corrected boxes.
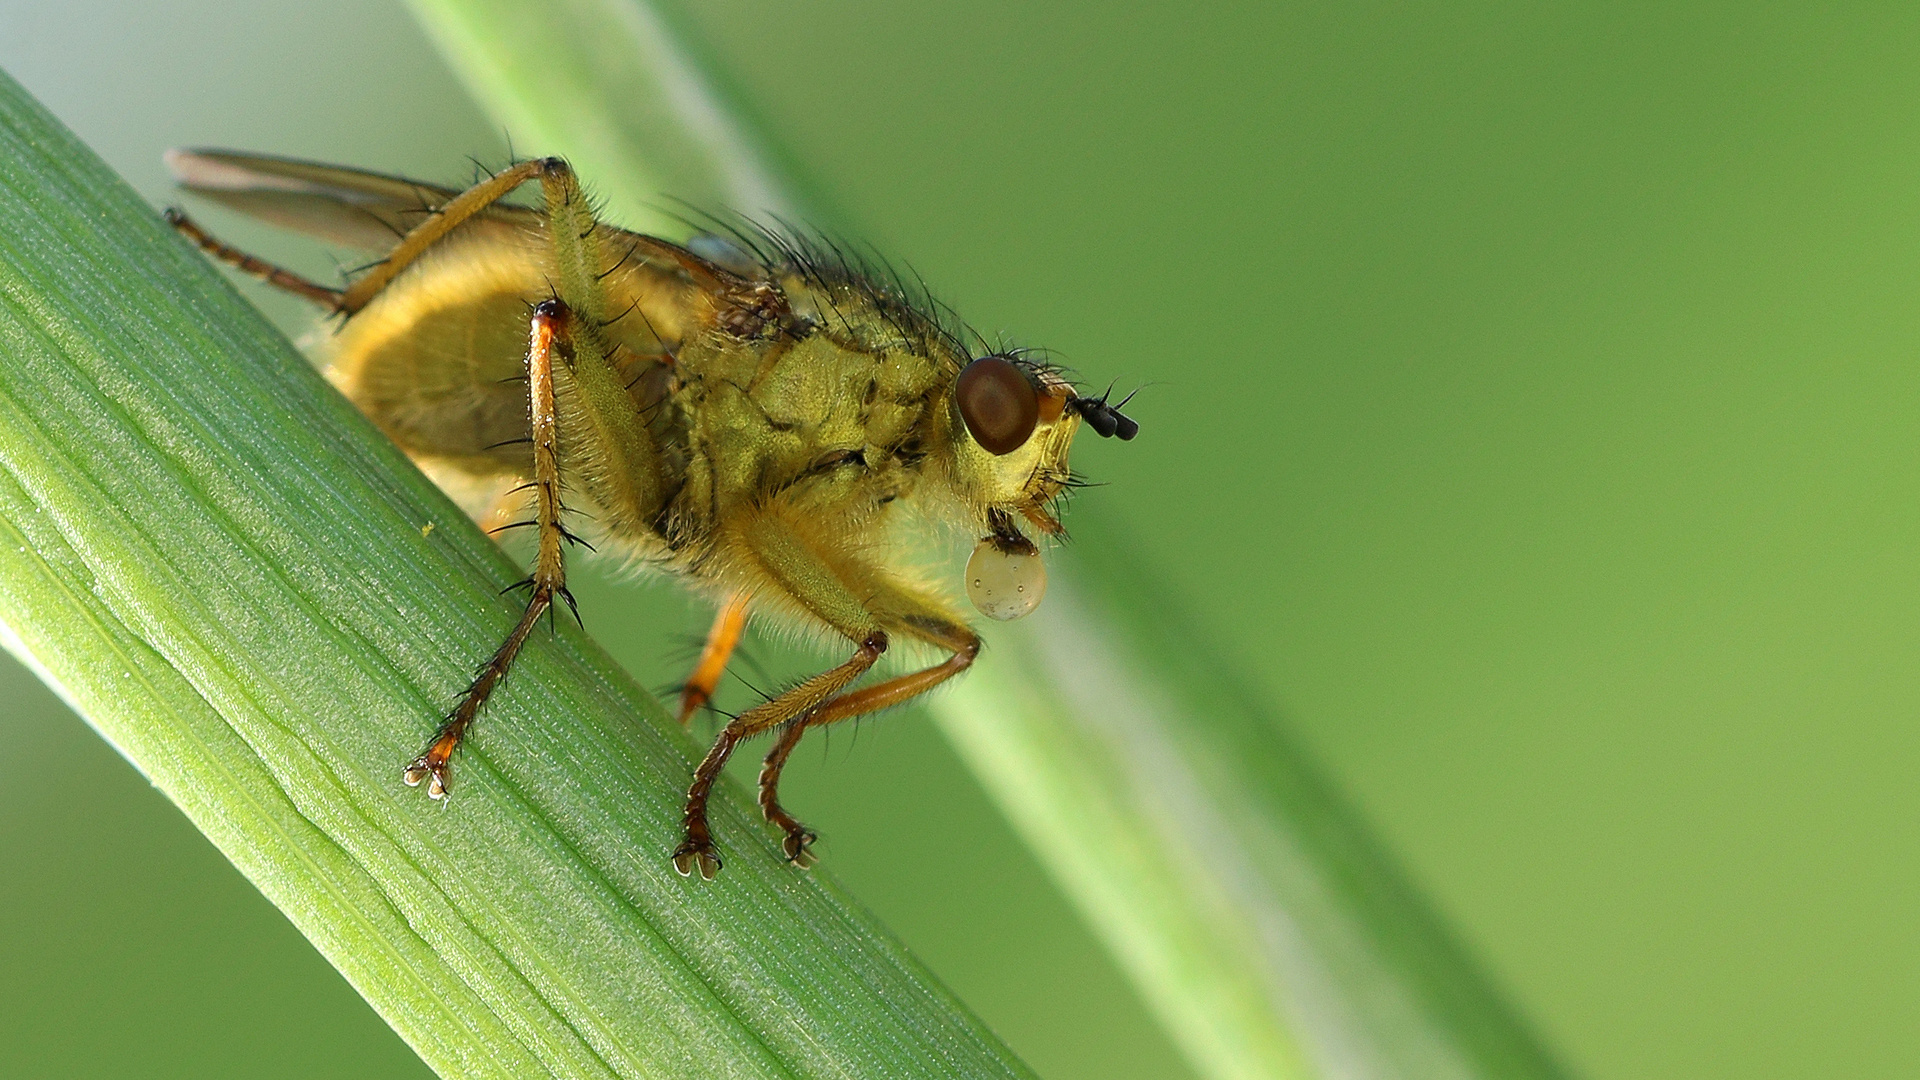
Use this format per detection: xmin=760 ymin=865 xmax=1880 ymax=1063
xmin=163 ymin=209 xmax=346 ymax=308
xmin=678 ymin=594 xmax=750 ymax=723
xmin=169 ymin=157 xmax=606 ymax=316
xmin=799 ymin=624 xmax=980 ymax=728
xmin=754 ymin=596 xmax=980 ymax=869
xmin=673 ymin=511 xmax=902 ymax=879
xmin=733 ymin=568 xmax=975 ymax=868
xmin=335 ymin=157 xmax=569 ymax=314
xmin=756 ymin=721 xmax=817 ymax=867
xmin=399 ymin=161 xmax=662 ymax=798
xmin=334 ymin=155 xmax=766 ymax=324
xmin=674 ymin=629 xmax=886 ymax=879
xmin=402 ymin=299 xmax=574 ymax=799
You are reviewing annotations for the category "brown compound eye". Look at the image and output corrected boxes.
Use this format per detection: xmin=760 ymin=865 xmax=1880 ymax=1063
xmin=956 ymin=355 xmax=1040 ymax=455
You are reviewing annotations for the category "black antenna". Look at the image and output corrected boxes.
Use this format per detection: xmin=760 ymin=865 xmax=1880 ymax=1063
xmin=1066 ymin=385 xmax=1139 ymax=441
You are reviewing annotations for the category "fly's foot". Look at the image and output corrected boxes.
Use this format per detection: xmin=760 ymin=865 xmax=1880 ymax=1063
xmin=763 ymin=797 xmax=817 ymax=867
xmin=672 ymin=834 xmax=722 ymax=880
xmin=402 ymin=732 xmax=460 ymax=800
xmin=781 ymin=825 xmax=818 ymax=869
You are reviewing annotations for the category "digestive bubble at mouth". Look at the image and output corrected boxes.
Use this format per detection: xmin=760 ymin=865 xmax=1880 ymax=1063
xmin=966 ymin=537 xmax=1047 ymax=620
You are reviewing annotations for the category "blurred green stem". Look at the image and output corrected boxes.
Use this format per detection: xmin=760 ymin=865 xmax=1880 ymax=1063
xmin=0 ymin=67 xmax=1034 ymax=1080
xmin=943 ymin=529 xmax=1568 ymax=1079
xmin=402 ymin=2 xmax=1574 ymax=1078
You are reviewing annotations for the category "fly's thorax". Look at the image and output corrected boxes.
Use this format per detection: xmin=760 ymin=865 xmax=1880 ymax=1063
xmin=669 ymin=317 xmax=952 ymax=527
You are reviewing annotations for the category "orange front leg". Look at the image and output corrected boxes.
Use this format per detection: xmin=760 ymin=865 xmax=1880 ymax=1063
xmin=756 ymin=614 xmax=980 ymax=867
xmin=673 ymin=630 xmax=888 ymax=880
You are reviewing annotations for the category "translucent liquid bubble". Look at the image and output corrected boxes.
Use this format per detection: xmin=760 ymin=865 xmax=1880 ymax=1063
xmin=966 ymin=537 xmax=1047 ymax=620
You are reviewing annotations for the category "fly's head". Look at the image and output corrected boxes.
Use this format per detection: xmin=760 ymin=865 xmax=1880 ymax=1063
xmin=944 ymin=352 xmax=1139 ymax=621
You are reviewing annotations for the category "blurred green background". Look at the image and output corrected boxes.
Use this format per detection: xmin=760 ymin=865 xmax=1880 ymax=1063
xmin=3 ymin=1 xmax=1919 ymax=1078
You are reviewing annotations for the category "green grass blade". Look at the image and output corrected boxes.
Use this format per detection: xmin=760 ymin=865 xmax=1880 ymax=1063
xmin=404 ymin=0 xmax=796 ymax=234
xmin=0 ymin=67 xmax=1036 ymax=1080
xmin=396 ymin=2 xmax=1574 ymax=1078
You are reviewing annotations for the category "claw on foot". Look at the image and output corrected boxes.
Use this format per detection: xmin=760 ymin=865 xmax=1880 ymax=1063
xmin=403 ymin=731 xmax=461 ymax=800
xmin=782 ymin=827 xmax=818 ymax=869
xmin=403 ymin=754 xmax=452 ymax=800
xmin=672 ymin=839 xmax=722 ymax=880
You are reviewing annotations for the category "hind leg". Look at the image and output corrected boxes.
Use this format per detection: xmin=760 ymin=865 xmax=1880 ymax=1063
xmin=164 ymin=209 xmax=345 ymax=308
